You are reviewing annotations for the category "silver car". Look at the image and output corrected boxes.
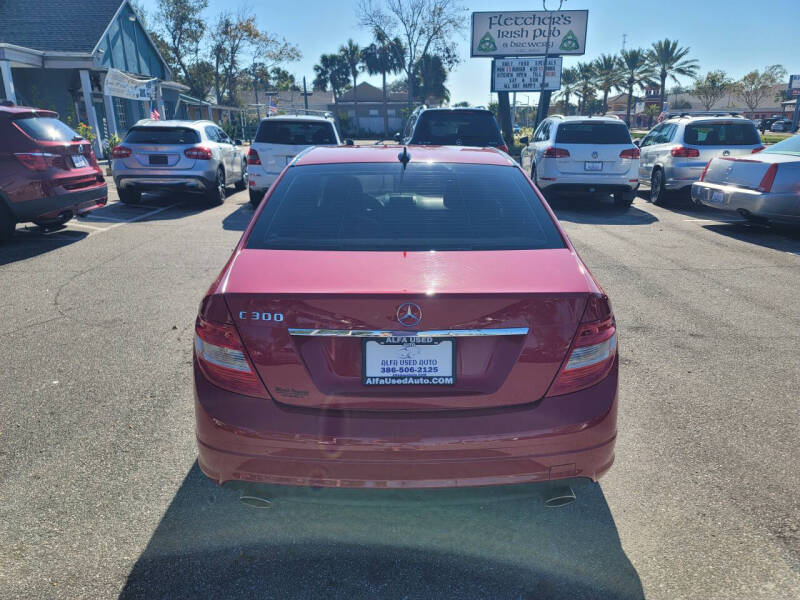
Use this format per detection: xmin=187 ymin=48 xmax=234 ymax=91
xmin=691 ymin=134 xmax=800 ymax=225
xmin=636 ymin=115 xmax=763 ymax=204
xmin=111 ymin=119 xmax=247 ymax=205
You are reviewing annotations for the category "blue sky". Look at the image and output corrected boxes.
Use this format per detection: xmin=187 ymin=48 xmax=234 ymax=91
xmin=139 ymin=0 xmax=800 ymax=106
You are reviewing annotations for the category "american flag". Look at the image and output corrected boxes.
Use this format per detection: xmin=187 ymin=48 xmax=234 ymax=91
xmin=150 ymin=107 xmax=160 ymax=120
xmin=656 ymin=101 xmax=670 ymax=123
xmin=268 ymin=97 xmax=278 ymax=115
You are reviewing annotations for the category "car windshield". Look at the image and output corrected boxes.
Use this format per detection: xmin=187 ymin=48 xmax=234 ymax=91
xmin=124 ymin=127 xmax=201 ymax=144
xmin=410 ymin=112 xmax=503 ymax=146
xmin=246 ymin=163 xmax=564 ymax=251
xmin=555 ymin=122 xmax=632 ymax=144
xmin=683 ymin=122 xmax=760 ymax=145
xmin=761 ymin=133 xmax=800 ymax=156
xmin=13 ymin=116 xmax=79 ymax=142
xmin=255 ymin=120 xmax=337 ymax=145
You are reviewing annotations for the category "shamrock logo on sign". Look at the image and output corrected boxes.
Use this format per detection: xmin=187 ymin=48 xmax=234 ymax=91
xmin=477 ymin=32 xmax=497 ymax=53
xmin=560 ymin=30 xmax=580 ymax=51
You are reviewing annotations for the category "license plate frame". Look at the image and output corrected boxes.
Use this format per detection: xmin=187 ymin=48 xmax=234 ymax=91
xmin=149 ymin=154 xmax=168 ymax=165
xmin=71 ymin=154 xmax=89 ymax=168
xmin=362 ymin=337 xmax=456 ymax=385
xmin=584 ymin=161 xmax=603 ymax=171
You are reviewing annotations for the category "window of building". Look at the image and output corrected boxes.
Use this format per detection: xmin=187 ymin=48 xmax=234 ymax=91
xmin=369 ymin=109 xmax=379 ymax=116
xmin=114 ymin=97 xmax=128 ymax=131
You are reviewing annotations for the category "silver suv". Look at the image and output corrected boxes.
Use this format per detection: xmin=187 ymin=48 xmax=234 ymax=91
xmin=636 ymin=115 xmax=763 ymax=204
xmin=111 ymin=120 xmax=248 ymax=205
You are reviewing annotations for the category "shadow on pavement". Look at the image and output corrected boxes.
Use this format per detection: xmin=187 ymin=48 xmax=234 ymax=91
xmin=704 ymin=222 xmax=800 ymax=253
xmin=78 ymin=193 xmax=213 ymax=225
xmin=0 ymin=226 xmax=88 ymax=266
xmin=550 ymin=195 xmax=658 ymax=226
xmin=222 ymin=201 xmax=257 ymax=231
xmin=120 ymin=463 xmax=644 ymax=600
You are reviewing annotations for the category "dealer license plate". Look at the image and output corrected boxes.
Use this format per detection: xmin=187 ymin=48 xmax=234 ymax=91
xmin=363 ymin=337 xmax=455 ymax=385
xmin=71 ymin=154 xmax=88 ymax=168
xmin=584 ymin=161 xmax=603 ymax=171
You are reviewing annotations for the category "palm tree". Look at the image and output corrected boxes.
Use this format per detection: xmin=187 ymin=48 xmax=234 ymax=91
xmin=339 ymin=39 xmax=364 ymax=134
xmin=593 ymin=54 xmax=624 ymax=115
xmin=620 ymin=48 xmax=655 ymax=127
xmin=556 ymin=67 xmax=579 ymax=115
xmin=414 ymin=54 xmax=450 ymax=105
xmin=575 ymin=61 xmax=596 ymax=115
xmin=363 ymin=33 xmax=404 ymax=138
xmin=648 ymin=39 xmax=699 ymax=113
xmin=313 ymin=53 xmax=350 ymax=105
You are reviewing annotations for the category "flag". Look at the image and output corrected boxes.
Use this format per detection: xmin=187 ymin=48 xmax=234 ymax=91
xmin=150 ymin=107 xmax=160 ymax=120
xmin=268 ymin=97 xmax=278 ymax=115
xmin=656 ymin=102 xmax=669 ymax=123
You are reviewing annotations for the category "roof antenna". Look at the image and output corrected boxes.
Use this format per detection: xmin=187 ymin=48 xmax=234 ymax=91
xmin=398 ymin=146 xmax=411 ymax=169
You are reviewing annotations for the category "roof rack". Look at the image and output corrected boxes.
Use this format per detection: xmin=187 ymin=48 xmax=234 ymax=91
xmin=679 ymin=112 xmax=692 ymax=118
xmin=549 ymin=114 xmax=565 ymax=120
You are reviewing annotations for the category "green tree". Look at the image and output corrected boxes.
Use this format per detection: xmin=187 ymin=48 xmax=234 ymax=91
xmin=313 ymin=53 xmax=351 ymax=104
xmin=339 ymin=39 xmax=364 ymax=132
xmin=575 ymin=61 xmax=596 ymax=115
xmin=363 ymin=32 xmax=405 ymax=137
xmin=210 ymin=9 xmax=262 ymax=105
xmin=154 ymin=0 xmax=209 ymax=99
xmin=737 ymin=65 xmax=787 ymax=116
xmin=555 ymin=66 xmax=579 ymax=115
xmin=692 ymin=70 xmax=734 ymax=111
xmin=271 ymin=67 xmax=300 ymax=91
xmin=620 ymin=48 xmax=655 ymax=126
xmin=593 ymin=54 xmax=624 ymax=115
xmin=648 ymin=39 xmax=699 ymax=113
xmin=414 ymin=54 xmax=450 ymax=105
xmin=644 ymin=103 xmax=660 ymax=128
xmin=248 ymin=34 xmax=301 ymax=118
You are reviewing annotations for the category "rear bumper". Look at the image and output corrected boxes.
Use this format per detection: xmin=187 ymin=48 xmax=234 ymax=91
xmin=664 ymin=164 xmax=704 ymax=190
xmin=540 ymin=183 xmax=638 ymax=195
xmin=9 ymin=182 xmax=108 ymax=221
xmin=194 ymin=357 xmax=618 ymax=489
xmin=247 ymin=165 xmax=279 ymax=192
xmin=114 ymin=175 xmax=214 ymax=193
xmin=692 ymin=182 xmax=800 ymax=223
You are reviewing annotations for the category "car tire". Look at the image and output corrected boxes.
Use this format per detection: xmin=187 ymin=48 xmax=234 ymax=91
xmin=614 ymin=190 xmax=635 ymax=208
xmin=650 ymin=169 xmax=668 ymax=205
xmin=0 ymin=201 xmax=15 ymax=243
xmin=207 ymin=168 xmax=226 ymax=206
xmin=249 ymin=189 xmax=263 ymax=208
xmin=118 ymin=188 xmax=140 ymax=204
xmin=235 ymin=161 xmax=248 ymax=192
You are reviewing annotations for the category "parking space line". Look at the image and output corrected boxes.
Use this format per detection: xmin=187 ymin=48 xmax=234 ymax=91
xmin=78 ymin=214 xmax=127 ymax=223
xmin=103 ymin=202 xmax=183 ymax=228
xmin=68 ymin=221 xmax=107 ymax=231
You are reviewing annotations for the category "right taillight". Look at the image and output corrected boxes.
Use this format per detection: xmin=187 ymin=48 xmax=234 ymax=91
xmin=111 ymin=146 xmax=132 ymax=159
xmin=752 ymin=146 xmax=765 ymax=153
xmin=670 ymin=146 xmax=700 ymax=158
xmin=247 ymin=148 xmax=261 ymax=165
xmin=543 ymin=146 xmax=570 ymax=158
xmin=194 ymin=295 xmax=267 ymax=398
xmin=699 ymin=160 xmax=712 ymax=182
xmin=757 ymin=163 xmax=778 ymax=193
xmin=546 ymin=294 xmax=617 ymax=397
xmin=620 ymin=147 xmax=640 ymax=159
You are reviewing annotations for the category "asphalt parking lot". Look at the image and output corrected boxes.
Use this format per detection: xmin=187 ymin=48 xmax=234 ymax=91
xmin=1 ymin=181 xmax=798 ymax=599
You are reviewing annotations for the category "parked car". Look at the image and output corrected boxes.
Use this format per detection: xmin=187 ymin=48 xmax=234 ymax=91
xmin=398 ymin=106 xmax=509 ymax=153
xmin=636 ymin=115 xmax=764 ymax=204
xmin=111 ymin=119 xmax=247 ymax=205
xmin=691 ymin=134 xmax=800 ymax=225
xmin=770 ymin=119 xmax=793 ymax=132
xmin=247 ymin=115 xmax=341 ymax=207
xmin=520 ymin=115 xmax=640 ymax=207
xmin=193 ymin=145 xmax=618 ymax=495
xmin=0 ymin=103 xmax=107 ymax=242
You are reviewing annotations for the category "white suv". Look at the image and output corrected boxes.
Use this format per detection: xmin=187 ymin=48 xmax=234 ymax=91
xmin=520 ymin=115 xmax=640 ymax=207
xmin=247 ymin=115 xmax=341 ymax=206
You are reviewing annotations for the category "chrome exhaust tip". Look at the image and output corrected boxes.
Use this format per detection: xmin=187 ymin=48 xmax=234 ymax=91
xmin=543 ymin=485 xmax=576 ymax=507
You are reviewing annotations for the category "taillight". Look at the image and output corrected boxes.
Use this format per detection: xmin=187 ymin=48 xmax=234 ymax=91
xmin=14 ymin=152 xmax=62 ymax=171
xmin=752 ymin=146 xmax=765 ymax=153
xmin=546 ymin=294 xmax=617 ymax=397
xmin=699 ymin=160 xmax=712 ymax=182
xmin=194 ymin=295 xmax=267 ymax=398
xmin=670 ymin=146 xmax=700 ymax=158
xmin=247 ymin=148 xmax=261 ymax=165
xmin=185 ymin=146 xmax=213 ymax=160
xmin=620 ymin=147 xmax=640 ymax=159
xmin=111 ymin=146 xmax=131 ymax=159
xmin=757 ymin=163 xmax=778 ymax=193
xmin=497 ymin=144 xmax=509 ymax=154
xmin=543 ymin=146 xmax=570 ymax=158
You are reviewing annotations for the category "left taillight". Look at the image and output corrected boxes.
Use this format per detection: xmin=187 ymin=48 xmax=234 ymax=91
xmin=194 ymin=294 xmax=267 ymax=398
xmin=111 ymin=146 xmax=131 ymax=159
xmin=14 ymin=152 xmax=62 ymax=171
xmin=670 ymin=146 xmax=700 ymax=158
xmin=546 ymin=294 xmax=617 ymax=397
xmin=185 ymin=146 xmax=213 ymax=160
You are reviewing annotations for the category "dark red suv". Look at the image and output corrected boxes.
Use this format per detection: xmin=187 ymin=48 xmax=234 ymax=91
xmin=0 ymin=103 xmax=107 ymax=242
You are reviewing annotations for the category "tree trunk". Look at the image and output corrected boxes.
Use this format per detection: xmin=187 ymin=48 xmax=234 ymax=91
xmin=659 ymin=71 xmax=666 ymax=112
xmin=603 ymin=89 xmax=609 ymax=115
xmin=382 ymin=70 xmax=388 ymax=139
xmin=407 ymin=68 xmax=414 ymax=113
xmin=353 ymin=74 xmax=359 ymax=135
xmin=625 ymin=85 xmax=633 ymax=127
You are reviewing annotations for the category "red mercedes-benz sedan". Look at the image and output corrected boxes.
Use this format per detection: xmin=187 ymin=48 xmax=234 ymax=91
xmin=194 ymin=145 xmax=618 ymax=490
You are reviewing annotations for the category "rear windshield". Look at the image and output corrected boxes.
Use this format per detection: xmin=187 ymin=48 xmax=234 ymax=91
xmin=14 ymin=116 xmax=79 ymax=142
xmin=255 ymin=121 xmax=337 ymax=145
xmin=410 ymin=112 xmax=503 ymax=146
xmin=684 ymin=122 xmax=760 ymax=146
xmin=762 ymin=134 xmax=800 ymax=156
xmin=246 ymin=163 xmax=564 ymax=252
xmin=124 ymin=127 xmax=200 ymax=144
xmin=555 ymin=122 xmax=631 ymax=144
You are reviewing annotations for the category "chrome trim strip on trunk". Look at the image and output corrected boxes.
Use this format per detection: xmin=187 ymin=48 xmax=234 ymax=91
xmin=288 ymin=327 xmax=529 ymax=338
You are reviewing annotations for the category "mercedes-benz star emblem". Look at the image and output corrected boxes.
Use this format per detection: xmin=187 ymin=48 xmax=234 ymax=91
xmin=592 ymin=151 xmax=598 ymax=159
xmin=396 ymin=302 xmax=422 ymax=327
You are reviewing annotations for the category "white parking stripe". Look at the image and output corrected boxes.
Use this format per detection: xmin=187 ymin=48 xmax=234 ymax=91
xmin=68 ymin=221 xmax=107 ymax=231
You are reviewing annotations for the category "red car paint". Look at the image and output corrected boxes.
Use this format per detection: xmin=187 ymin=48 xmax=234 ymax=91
xmin=194 ymin=145 xmax=618 ymax=488
xmin=0 ymin=104 xmax=107 ymax=237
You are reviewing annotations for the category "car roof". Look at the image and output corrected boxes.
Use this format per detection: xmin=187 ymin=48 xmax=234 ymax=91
xmin=420 ymin=107 xmax=493 ymax=114
xmin=259 ymin=115 xmax=333 ymax=122
xmin=663 ymin=115 xmax=750 ymax=124
xmin=294 ymin=145 xmax=515 ymax=167
xmin=131 ymin=119 xmax=215 ymax=129
xmin=555 ymin=115 xmax=623 ymax=123
xmin=0 ymin=104 xmax=58 ymax=117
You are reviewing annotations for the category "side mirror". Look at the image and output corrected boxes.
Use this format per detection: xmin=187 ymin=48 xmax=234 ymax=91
xmin=344 ymin=139 xmax=355 ymax=146
xmin=519 ymin=136 xmax=529 ymax=145
xmin=633 ymin=138 xmax=641 ymax=147
xmin=393 ymin=132 xmax=401 ymax=142
xmin=234 ymin=139 xmax=242 ymax=146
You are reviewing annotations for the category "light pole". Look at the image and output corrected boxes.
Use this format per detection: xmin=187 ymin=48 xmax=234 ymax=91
xmin=128 ymin=15 xmax=142 ymax=75
xmin=534 ymin=0 xmax=565 ymax=128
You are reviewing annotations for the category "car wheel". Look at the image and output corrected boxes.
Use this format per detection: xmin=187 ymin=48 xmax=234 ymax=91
xmin=249 ymin=189 xmax=263 ymax=208
xmin=118 ymin=188 xmax=140 ymax=204
xmin=235 ymin=161 xmax=248 ymax=192
xmin=650 ymin=169 xmax=667 ymax=205
xmin=614 ymin=190 xmax=635 ymax=208
xmin=0 ymin=201 xmax=15 ymax=243
xmin=208 ymin=168 xmax=226 ymax=205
